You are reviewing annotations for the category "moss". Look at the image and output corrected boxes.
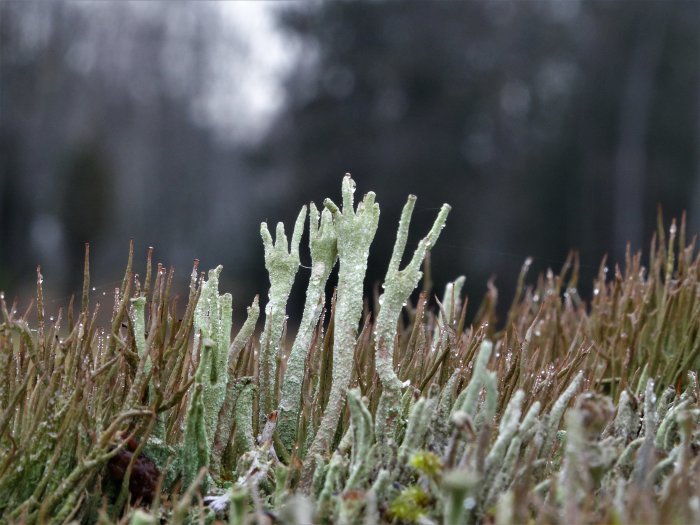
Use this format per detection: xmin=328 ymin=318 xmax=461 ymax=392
xmin=387 ymin=485 xmax=431 ymax=523
xmin=409 ymin=450 xmax=442 ymax=479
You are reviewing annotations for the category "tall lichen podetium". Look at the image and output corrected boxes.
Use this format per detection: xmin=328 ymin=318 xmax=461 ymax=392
xmin=180 ymin=266 xmax=232 ymax=489
xmin=302 ymin=175 xmax=379 ymax=487
xmin=211 ymin=296 xmax=260 ymax=474
xmin=126 ymin=295 xmax=150 ymax=409
xmin=277 ymin=203 xmax=337 ymax=452
xmin=375 ymin=196 xmax=451 ymax=443
xmin=259 ymin=206 xmax=307 ymax=427
xmin=211 ymin=295 xmax=260 ymax=473
xmin=192 ymin=266 xmax=233 ymax=451
xmin=451 ymin=340 xmax=494 ymax=420
xmin=182 ymin=381 xmax=209 ymax=491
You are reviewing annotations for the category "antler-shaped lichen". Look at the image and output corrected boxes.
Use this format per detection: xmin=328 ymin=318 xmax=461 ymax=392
xmin=278 ymin=204 xmax=337 ymax=452
xmin=374 ymin=197 xmax=451 ymax=440
xmin=259 ymin=206 xmax=307 ymax=425
xmin=303 ymin=175 xmax=379 ymax=483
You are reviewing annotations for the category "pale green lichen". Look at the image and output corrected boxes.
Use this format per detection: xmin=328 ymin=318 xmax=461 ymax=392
xmin=560 ymin=408 xmax=588 ymax=522
xmin=613 ymin=389 xmax=639 ymax=441
xmin=259 ymin=206 xmax=307 ymax=425
xmin=442 ymin=469 xmax=478 ymax=525
xmin=542 ymin=370 xmax=583 ymax=456
xmin=397 ymin=395 xmax=437 ymax=469
xmin=193 ymin=266 xmax=233 ymax=452
xmin=452 ymin=340 xmax=493 ymax=419
xmin=126 ymin=296 xmax=149 ymax=409
xmin=181 ymin=382 xmax=209 ymax=491
xmin=344 ymin=388 xmax=374 ymax=491
xmin=179 ymin=266 xmax=233 ymax=490
xmin=317 ymin=448 xmax=347 ymax=521
xmin=277 ymin=203 xmax=337 ymax=451
xmin=433 ymin=275 xmax=466 ymax=345
xmin=374 ymin=196 xmax=450 ymax=440
xmin=486 ymin=389 xmax=524 ymax=472
xmin=212 ymin=296 xmax=260 ymax=473
xmin=231 ymin=378 xmax=257 ymax=463
xmin=303 ymin=175 xmax=379 ymax=480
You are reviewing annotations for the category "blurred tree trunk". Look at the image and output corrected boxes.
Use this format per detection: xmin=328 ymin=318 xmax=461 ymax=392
xmin=613 ymin=14 xmax=666 ymax=262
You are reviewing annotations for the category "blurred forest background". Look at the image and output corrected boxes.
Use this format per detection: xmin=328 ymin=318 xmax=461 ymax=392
xmin=1 ymin=1 xmax=699 ymax=323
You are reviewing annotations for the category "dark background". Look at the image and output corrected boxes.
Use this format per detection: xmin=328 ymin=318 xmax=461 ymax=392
xmin=1 ymin=1 xmax=699 ymax=324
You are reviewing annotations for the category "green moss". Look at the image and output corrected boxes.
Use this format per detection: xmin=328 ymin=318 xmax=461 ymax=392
xmin=387 ymin=485 xmax=431 ymax=523
xmin=410 ymin=450 xmax=442 ymax=479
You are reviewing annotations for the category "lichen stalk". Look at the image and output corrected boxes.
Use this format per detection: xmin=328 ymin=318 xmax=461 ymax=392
xmin=278 ymin=204 xmax=337 ymax=452
xmin=259 ymin=206 xmax=307 ymax=426
xmin=192 ymin=266 xmax=234 ymax=452
xmin=303 ymin=175 xmax=379 ymax=483
xmin=212 ymin=296 xmax=260 ymax=473
xmin=374 ymin=197 xmax=451 ymax=440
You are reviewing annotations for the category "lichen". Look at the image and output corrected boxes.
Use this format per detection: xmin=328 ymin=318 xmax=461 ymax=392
xmin=277 ymin=203 xmax=337 ymax=451
xmin=4 ymin=177 xmax=700 ymax=524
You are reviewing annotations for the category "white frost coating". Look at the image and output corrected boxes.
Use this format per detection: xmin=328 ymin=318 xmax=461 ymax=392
xmin=452 ymin=340 xmax=494 ymax=419
xmin=192 ymin=266 xmax=234 ymax=450
xmin=374 ymin=196 xmax=451 ymax=439
xmin=277 ymin=203 xmax=338 ymax=451
xmin=486 ymin=390 xmax=524 ymax=471
xmin=433 ymin=275 xmax=466 ymax=345
xmin=303 ymin=175 xmax=379 ymax=481
xmin=125 ymin=295 xmax=149 ymax=409
xmin=130 ymin=296 xmax=147 ymax=359
xmin=543 ymin=370 xmax=584 ymax=456
xmin=211 ymin=295 xmax=260 ymax=472
xmin=258 ymin=205 xmax=307 ymax=425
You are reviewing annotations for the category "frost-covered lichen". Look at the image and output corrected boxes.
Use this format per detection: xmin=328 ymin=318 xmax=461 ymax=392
xmin=277 ymin=203 xmax=337 ymax=451
xmin=303 ymin=175 xmax=379 ymax=478
xmin=212 ymin=296 xmax=260 ymax=472
xmin=374 ymin=196 xmax=450 ymax=441
xmin=259 ymin=206 xmax=307 ymax=425
xmin=192 ymin=266 xmax=233 ymax=451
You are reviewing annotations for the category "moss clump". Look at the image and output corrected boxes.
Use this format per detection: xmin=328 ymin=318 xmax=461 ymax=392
xmin=410 ymin=450 xmax=442 ymax=479
xmin=387 ymin=485 xmax=432 ymax=523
